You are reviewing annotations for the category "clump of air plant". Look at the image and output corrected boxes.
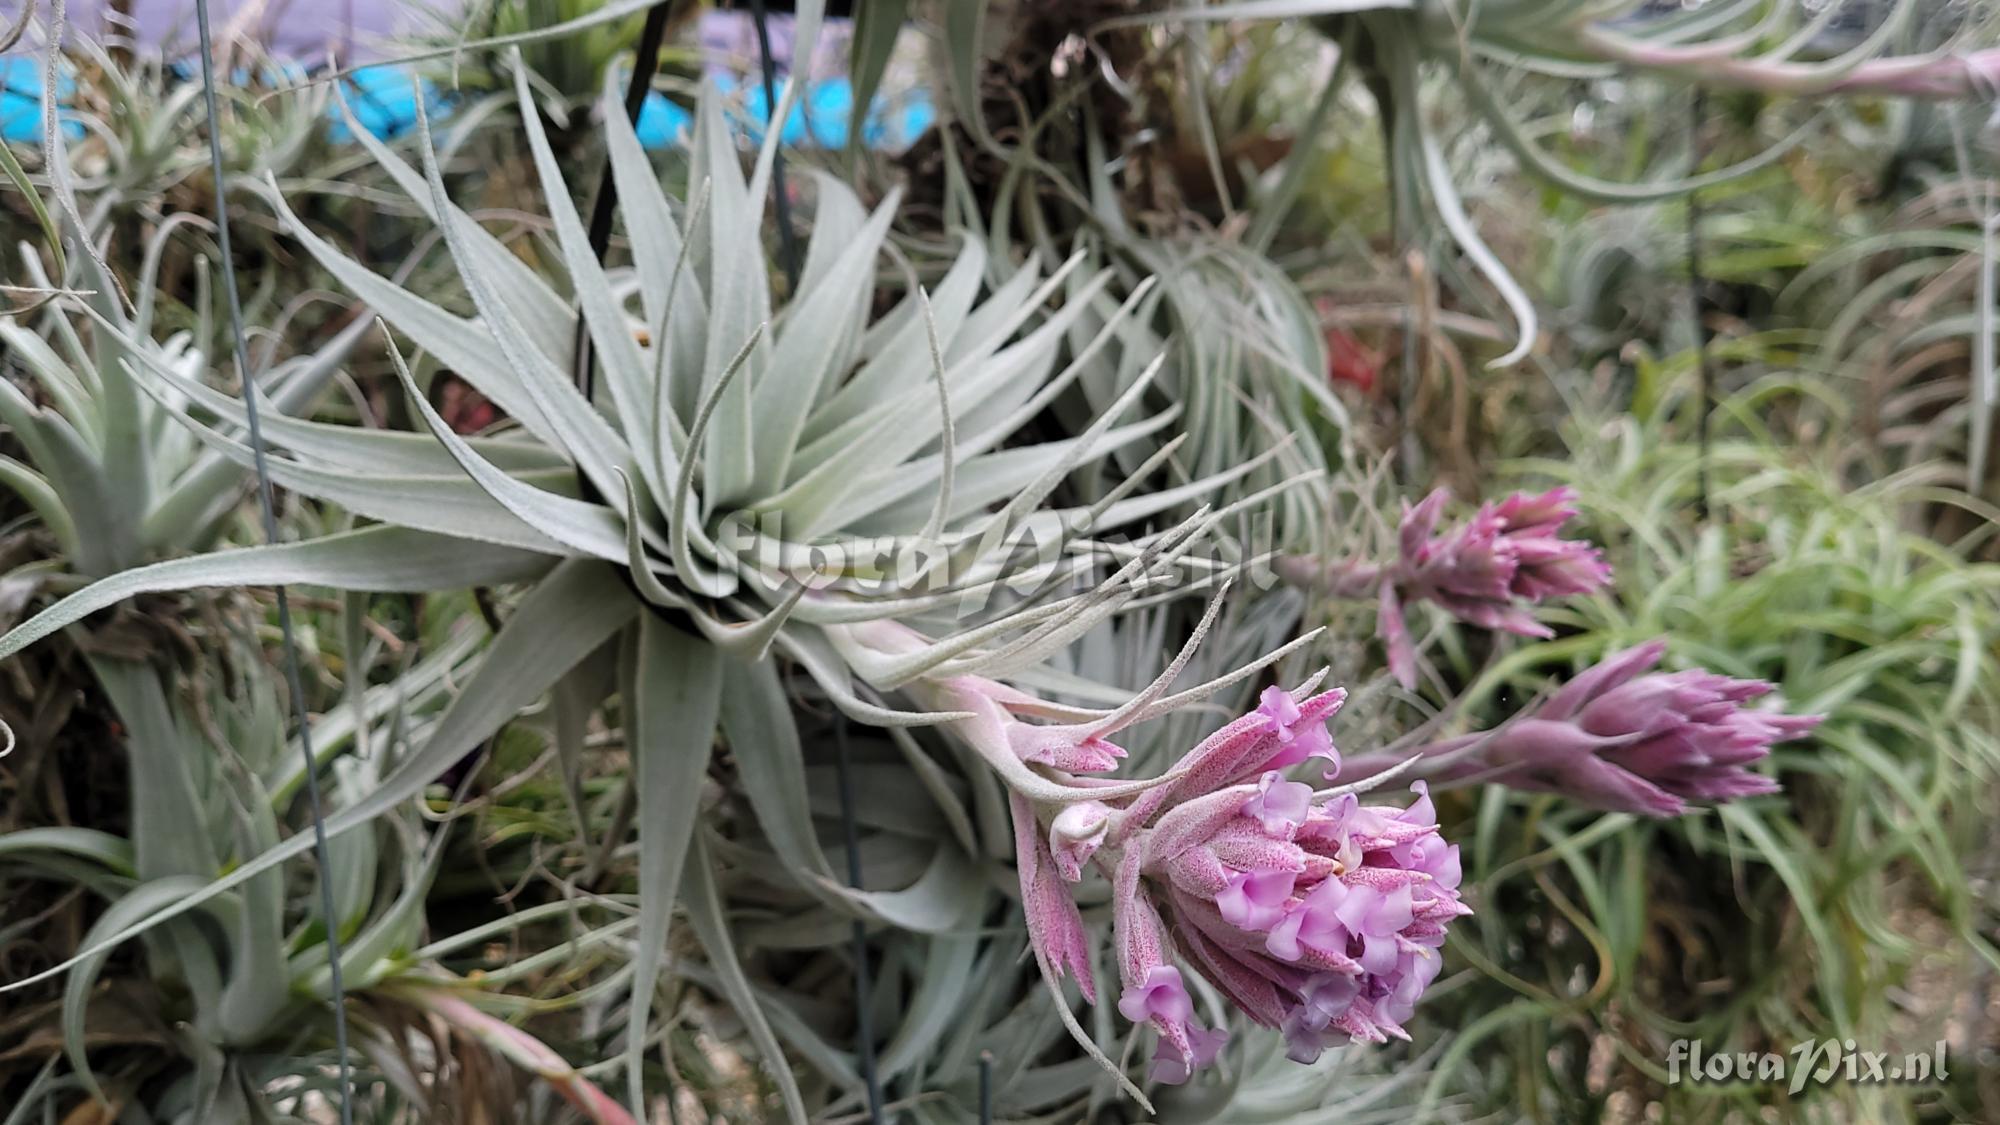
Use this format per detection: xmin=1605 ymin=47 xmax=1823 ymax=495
xmin=1279 ymin=486 xmax=1611 ymax=687
xmin=1347 ymin=640 xmax=1822 ymax=817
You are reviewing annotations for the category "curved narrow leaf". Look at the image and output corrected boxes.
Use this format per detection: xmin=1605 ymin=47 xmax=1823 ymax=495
xmin=683 ymin=836 xmax=810 ymax=1125
xmin=622 ymin=616 xmax=723 ymax=1116
xmin=0 ymin=526 xmax=555 ymax=662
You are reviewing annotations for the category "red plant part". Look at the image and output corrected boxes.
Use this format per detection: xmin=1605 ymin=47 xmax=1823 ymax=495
xmin=1324 ymin=324 xmax=1379 ymax=394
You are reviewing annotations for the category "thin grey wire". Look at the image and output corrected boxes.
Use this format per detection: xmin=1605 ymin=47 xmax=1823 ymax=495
xmin=741 ymin=7 xmax=885 ymax=1119
xmin=1687 ymin=88 xmax=1712 ymax=521
xmin=192 ymin=4 xmax=355 ymax=1121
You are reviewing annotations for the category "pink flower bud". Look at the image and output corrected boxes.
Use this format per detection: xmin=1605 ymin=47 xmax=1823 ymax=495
xmin=1048 ymin=801 xmax=1112 ymax=883
xmin=1364 ymin=487 xmax=1611 ymax=687
xmin=1441 ymin=642 xmax=1820 ymax=817
xmin=1010 ymin=793 xmax=1096 ymax=1003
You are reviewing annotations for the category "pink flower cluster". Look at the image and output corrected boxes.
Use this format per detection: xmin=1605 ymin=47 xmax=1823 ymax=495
xmin=1416 ymin=640 xmax=1821 ymax=817
xmin=1128 ymin=771 xmax=1467 ymax=1073
xmin=1004 ymin=682 xmax=1469 ymax=1085
xmin=1279 ymin=487 xmax=1612 ymax=688
xmin=1375 ymin=487 xmax=1612 ymax=687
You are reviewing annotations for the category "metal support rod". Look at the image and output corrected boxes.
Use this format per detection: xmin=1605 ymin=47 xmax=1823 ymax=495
xmin=1687 ymin=89 xmax=1713 ymax=521
xmin=978 ymin=1050 xmax=994 ymax=1124
xmin=574 ymin=0 xmax=678 ymax=399
xmin=835 ymin=717 xmax=886 ymax=1122
xmin=748 ymin=0 xmax=803 ymax=289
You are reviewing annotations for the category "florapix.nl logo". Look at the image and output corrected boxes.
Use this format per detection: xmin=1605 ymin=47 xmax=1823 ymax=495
xmin=1667 ymin=1039 xmax=1949 ymax=1095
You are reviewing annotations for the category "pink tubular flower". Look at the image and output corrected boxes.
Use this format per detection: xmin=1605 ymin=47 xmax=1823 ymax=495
xmin=1242 ymin=770 xmax=1315 ymax=835
xmin=1113 ymin=850 xmax=1232 ymax=1085
xmin=1217 ymin=867 xmax=1295 ymax=930
xmin=1252 ymin=685 xmax=1337 ymax=768
xmin=1117 ymin=683 xmax=1346 ymax=834
xmin=1421 ymin=641 xmax=1821 ymax=817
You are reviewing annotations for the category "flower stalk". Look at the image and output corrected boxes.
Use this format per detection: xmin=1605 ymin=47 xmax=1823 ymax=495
xmin=1575 ymin=30 xmax=2000 ymax=101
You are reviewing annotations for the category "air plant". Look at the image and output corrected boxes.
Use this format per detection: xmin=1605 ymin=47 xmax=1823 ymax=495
xmin=0 ymin=201 xmax=372 ymax=997
xmin=0 ymin=49 xmax=1332 ymax=1117
xmin=0 ymin=228 xmax=366 ymax=580
xmin=0 ymin=30 xmax=637 ymax=1115
xmin=3 ymin=4 xmax=1967 ymax=1121
xmin=0 ymin=626 xmax=651 ymax=1123
xmin=1775 ymin=139 xmax=2000 ymax=494
xmin=20 ymin=16 xmax=337 ymax=242
xmin=1415 ymin=375 xmax=2000 ymax=1117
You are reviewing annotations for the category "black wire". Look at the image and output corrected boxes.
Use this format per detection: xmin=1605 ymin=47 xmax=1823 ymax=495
xmin=1687 ymin=89 xmax=1712 ymax=522
xmin=557 ymin=6 xmax=698 ymax=1114
xmin=834 ymin=716 xmax=886 ymax=1123
xmin=192 ymin=4 xmax=353 ymax=1122
xmin=748 ymin=0 xmax=802 ymax=290
xmin=573 ymin=0 xmax=679 ymax=400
